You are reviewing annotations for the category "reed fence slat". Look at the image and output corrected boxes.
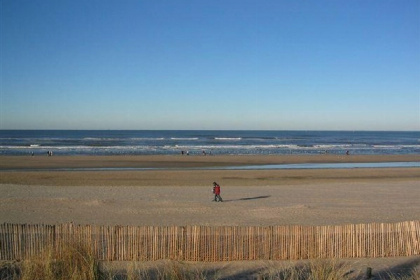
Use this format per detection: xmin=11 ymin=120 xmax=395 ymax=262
xmin=0 ymin=221 xmax=419 ymax=262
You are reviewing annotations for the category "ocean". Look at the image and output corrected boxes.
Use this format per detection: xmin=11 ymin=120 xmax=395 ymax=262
xmin=0 ymin=130 xmax=419 ymax=156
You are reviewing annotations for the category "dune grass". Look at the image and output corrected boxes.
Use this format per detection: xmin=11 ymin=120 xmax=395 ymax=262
xmin=18 ymin=242 xmax=99 ymax=280
xmin=0 ymin=244 xmax=418 ymax=280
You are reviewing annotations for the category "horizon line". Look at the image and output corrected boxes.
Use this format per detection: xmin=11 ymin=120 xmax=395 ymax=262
xmin=1 ymin=129 xmax=419 ymax=132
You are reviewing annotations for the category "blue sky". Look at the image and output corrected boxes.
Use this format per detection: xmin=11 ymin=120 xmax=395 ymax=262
xmin=1 ymin=1 xmax=419 ymax=130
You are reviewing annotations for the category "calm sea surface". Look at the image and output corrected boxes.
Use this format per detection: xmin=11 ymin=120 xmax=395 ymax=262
xmin=0 ymin=130 xmax=419 ymax=156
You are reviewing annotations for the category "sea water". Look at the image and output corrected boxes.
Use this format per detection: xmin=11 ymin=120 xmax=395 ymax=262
xmin=0 ymin=130 xmax=419 ymax=156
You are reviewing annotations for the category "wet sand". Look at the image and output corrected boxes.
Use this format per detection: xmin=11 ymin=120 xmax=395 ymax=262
xmin=1 ymin=155 xmax=419 ymax=226
xmin=1 ymin=154 xmax=419 ymax=170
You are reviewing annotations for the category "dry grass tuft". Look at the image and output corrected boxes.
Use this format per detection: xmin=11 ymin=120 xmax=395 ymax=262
xmin=2 ymin=253 xmax=419 ymax=280
xmin=19 ymin=242 xmax=99 ymax=280
xmin=0 ymin=261 xmax=20 ymax=280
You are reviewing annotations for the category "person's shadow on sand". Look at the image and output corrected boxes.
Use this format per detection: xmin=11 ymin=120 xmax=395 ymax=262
xmin=223 ymin=195 xmax=271 ymax=203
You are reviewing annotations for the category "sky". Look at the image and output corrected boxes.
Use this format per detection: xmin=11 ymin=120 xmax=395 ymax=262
xmin=1 ymin=1 xmax=419 ymax=130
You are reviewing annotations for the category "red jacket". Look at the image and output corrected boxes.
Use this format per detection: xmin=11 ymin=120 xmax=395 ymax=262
xmin=214 ymin=185 xmax=220 ymax=195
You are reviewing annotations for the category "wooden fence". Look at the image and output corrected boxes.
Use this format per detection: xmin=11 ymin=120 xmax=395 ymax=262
xmin=1 ymin=221 xmax=419 ymax=261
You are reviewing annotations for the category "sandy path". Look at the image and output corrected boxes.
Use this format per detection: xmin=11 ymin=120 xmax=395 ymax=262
xmin=1 ymin=180 xmax=419 ymax=226
xmin=1 ymin=155 xmax=419 ymax=226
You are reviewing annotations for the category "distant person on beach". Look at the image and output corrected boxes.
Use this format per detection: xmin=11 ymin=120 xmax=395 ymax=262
xmin=212 ymin=182 xmax=223 ymax=202
xmin=346 ymin=150 xmax=350 ymax=155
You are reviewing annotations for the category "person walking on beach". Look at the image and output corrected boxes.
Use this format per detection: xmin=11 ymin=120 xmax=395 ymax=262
xmin=212 ymin=182 xmax=223 ymax=202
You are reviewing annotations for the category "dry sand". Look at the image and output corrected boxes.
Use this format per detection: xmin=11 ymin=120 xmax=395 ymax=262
xmin=0 ymin=155 xmax=419 ymax=226
xmin=1 ymin=155 xmax=419 ymax=277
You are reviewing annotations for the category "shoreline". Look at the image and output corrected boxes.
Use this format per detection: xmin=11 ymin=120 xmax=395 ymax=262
xmin=0 ymin=154 xmax=419 ymax=187
xmin=1 ymin=154 xmax=419 ymax=170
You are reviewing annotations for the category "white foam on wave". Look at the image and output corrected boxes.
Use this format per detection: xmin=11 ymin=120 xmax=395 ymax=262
xmin=214 ymin=137 xmax=242 ymax=140
xmin=170 ymin=138 xmax=199 ymax=140
xmin=172 ymin=144 xmax=300 ymax=150
xmin=314 ymin=144 xmax=368 ymax=149
xmin=81 ymin=137 xmax=165 ymax=141
xmin=130 ymin=138 xmax=165 ymax=141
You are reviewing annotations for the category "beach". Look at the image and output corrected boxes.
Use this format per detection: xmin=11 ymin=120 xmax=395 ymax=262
xmin=3 ymin=1 xmax=420 ymax=276
xmin=1 ymin=154 xmax=419 ymax=226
